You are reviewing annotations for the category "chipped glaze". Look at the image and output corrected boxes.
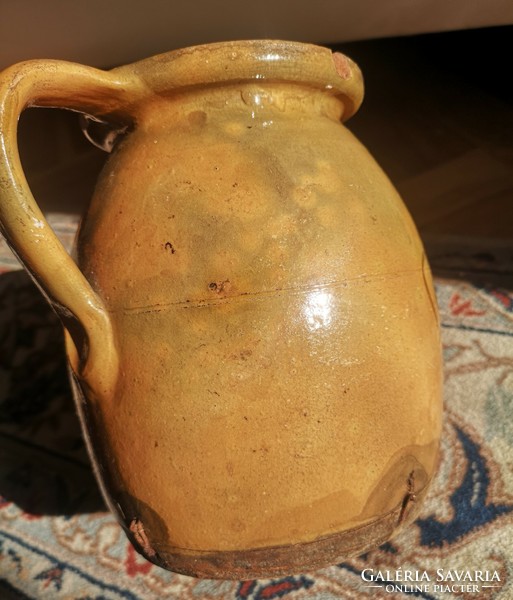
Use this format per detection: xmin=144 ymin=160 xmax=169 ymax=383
xmin=0 ymin=40 xmax=443 ymax=578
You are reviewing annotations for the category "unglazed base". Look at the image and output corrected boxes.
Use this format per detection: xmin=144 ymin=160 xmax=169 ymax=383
xmin=126 ymin=488 xmax=426 ymax=579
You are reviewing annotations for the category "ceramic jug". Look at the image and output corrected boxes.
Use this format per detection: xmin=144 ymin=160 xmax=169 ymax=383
xmin=0 ymin=40 xmax=442 ymax=579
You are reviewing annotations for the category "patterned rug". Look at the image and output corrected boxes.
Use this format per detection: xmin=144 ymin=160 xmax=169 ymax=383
xmin=1 ymin=225 xmax=512 ymax=599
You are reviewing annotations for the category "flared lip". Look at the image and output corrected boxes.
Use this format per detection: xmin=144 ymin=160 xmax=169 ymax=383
xmin=113 ymin=40 xmax=364 ymax=121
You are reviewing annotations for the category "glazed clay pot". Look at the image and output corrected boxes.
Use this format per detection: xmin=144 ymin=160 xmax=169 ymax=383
xmin=0 ymin=40 xmax=442 ymax=579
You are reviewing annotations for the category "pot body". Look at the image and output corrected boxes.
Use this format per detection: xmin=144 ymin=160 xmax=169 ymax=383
xmin=0 ymin=41 xmax=442 ymax=579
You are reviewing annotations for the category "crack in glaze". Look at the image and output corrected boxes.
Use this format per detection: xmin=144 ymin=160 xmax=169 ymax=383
xmin=115 ymin=267 xmax=424 ymax=315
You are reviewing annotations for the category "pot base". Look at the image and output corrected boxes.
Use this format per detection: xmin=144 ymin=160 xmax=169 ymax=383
xmin=133 ymin=489 xmax=425 ymax=579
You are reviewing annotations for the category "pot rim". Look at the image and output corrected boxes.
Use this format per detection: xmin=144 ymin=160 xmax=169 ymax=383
xmin=113 ymin=39 xmax=364 ymax=121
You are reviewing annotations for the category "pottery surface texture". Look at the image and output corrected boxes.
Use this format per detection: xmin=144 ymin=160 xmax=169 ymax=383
xmin=0 ymin=40 xmax=443 ymax=579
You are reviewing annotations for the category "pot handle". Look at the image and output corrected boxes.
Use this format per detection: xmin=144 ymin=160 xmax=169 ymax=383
xmin=0 ymin=59 xmax=142 ymax=399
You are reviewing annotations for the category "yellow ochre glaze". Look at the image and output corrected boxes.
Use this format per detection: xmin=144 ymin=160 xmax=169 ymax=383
xmin=0 ymin=40 xmax=442 ymax=578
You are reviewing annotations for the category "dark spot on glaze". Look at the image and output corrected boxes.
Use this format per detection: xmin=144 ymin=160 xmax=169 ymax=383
xmin=208 ymin=279 xmax=231 ymax=294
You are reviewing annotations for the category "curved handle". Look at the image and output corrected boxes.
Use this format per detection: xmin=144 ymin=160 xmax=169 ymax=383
xmin=0 ymin=59 xmax=144 ymax=399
